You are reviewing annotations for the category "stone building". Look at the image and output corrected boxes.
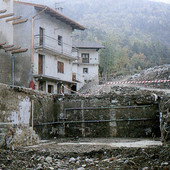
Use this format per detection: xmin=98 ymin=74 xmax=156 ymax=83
xmin=0 ymin=0 xmax=85 ymax=94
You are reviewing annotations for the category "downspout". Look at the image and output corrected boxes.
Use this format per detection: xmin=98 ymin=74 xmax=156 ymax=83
xmin=31 ymin=6 xmax=47 ymax=65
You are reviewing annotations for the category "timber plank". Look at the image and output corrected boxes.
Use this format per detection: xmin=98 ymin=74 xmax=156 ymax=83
xmin=12 ymin=19 xmax=28 ymax=25
xmin=6 ymin=16 xmax=21 ymax=22
xmin=0 ymin=13 xmax=14 ymax=19
xmin=5 ymin=46 xmax=21 ymax=52
xmin=11 ymin=48 xmax=28 ymax=54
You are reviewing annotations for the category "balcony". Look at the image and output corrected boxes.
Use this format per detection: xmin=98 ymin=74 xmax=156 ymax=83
xmin=34 ymin=34 xmax=77 ymax=60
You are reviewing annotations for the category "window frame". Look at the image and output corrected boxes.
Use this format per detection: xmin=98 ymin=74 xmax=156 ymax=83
xmin=58 ymin=61 xmax=64 ymax=73
xmin=58 ymin=35 xmax=62 ymax=46
xmin=83 ymin=68 xmax=88 ymax=74
xmin=82 ymin=53 xmax=90 ymax=63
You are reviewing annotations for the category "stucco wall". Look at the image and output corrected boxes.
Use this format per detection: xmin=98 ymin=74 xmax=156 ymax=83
xmin=0 ymin=0 xmax=14 ymax=44
xmin=0 ymin=51 xmax=12 ymax=85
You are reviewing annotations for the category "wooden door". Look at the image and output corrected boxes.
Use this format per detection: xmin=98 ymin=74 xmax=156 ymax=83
xmin=38 ymin=54 xmax=43 ymax=75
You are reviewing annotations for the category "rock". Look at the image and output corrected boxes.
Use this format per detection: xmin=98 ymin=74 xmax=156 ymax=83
xmin=49 ymin=167 xmax=54 ymax=170
xmin=85 ymin=158 xmax=93 ymax=163
xmin=45 ymin=156 xmax=53 ymax=163
xmin=69 ymin=157 xmax=76 ymax=163
xmin=76 ymin=160 xmax=80 ymax=165
xmin=37 ymin=164 xmax=43 ymax=170
xmin=77 ymin=168 xmax=85 ymax=170
xmin=82 ymin=164 xmax=86 ymax=168
xmin=161 ymin=162 xmax=169 ymax=166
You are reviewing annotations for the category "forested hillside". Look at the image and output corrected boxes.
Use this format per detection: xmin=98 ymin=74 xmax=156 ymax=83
xmin=62 ymin=0 xmax=170 ymax=76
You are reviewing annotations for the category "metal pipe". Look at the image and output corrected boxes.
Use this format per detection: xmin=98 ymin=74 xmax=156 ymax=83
xmin=64 ymin=105 xmax=153 ymax=111
xmin=31 ymin=100 xmax=34 ymax=130
xmin=34 ymin=118 xmax=155 ymax=126
xmin=11 ymin=54 xmax=15 ymax=87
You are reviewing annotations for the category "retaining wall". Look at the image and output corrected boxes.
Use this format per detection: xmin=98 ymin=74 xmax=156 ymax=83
xmin=0 ymin=84 xmax=169 ymax=148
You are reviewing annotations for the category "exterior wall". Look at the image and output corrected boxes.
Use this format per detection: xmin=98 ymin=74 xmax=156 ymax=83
xmin=72 ymin=48 xmax=100 ymax=90
xmin=0 ymin=51 xmax=12 ymax=85
xmin=0 ymin=0 xmax=13 ymax=86
xmin=12 ymin=3 xmax=34 ymax=87
xmin=33 ymin=12 xmax=73 ymax=56
xmin=12 ymin=3 xmax=74 ymax=91
xmin=0 ymin=0 xmax=14 ymax=44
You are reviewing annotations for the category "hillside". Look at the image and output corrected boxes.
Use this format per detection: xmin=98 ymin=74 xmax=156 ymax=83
xmin=62 ymin=0 xmax=170 ymax=46
xmin=61 ymin=0 xmax=170 ymax=75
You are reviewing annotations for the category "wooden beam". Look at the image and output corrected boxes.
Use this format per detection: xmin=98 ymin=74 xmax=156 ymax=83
xmin=0 ymin=42 xmax=6 ymax=46
xmin=0 ymin=9 xmax=7 ymax=14
xmin=11 ymin=48 xmax=28 ymax=54
xmin=12 ymin=19 xmax=28 ymax=25
xmin=6 ymin=16 xmax=21 ymax=22
xmin=3 ymin=45 xmax=14 ymax=49
xmin=0 ymin=13 xmax=14 ymax=19
xmin=5 ymin=46 xmax=21 ymax=52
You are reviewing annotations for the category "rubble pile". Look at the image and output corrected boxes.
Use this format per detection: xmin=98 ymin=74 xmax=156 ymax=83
xmin=128 ymin=64 xmax=170 ymax=89
xmin=0 ymin=145 xmax=169 ymax=169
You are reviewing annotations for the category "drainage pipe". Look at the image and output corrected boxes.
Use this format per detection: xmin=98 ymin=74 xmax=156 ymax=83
xmin=64 ymin=105 xmax=153 ymax=111
xmin=34 ymin=118 xmax=154 ymax=126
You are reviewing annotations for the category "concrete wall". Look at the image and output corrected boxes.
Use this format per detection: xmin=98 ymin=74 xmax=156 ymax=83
xmin=0 ymin=51 xmax=12 ymax=85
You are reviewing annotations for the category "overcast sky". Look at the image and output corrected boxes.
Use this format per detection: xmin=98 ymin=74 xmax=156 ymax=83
xmin=150 ymin=0 xmax=170 ymax=3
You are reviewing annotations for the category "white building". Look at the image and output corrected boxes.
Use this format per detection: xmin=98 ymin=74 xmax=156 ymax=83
xmin=0 ymin=0 xmax=85 ymax=94
xmin=72 ymin=42 xmax=104 ymax=91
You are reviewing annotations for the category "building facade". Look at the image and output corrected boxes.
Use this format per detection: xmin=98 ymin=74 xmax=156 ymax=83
xmin=0 ymin=0 xmax=85 ymax=94
xmin=72 ymin=42 xmax=104 ymax=91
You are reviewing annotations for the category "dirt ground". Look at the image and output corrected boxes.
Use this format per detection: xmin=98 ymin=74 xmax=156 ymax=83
xmin=0 ymin=138 xmax=169 ymax=170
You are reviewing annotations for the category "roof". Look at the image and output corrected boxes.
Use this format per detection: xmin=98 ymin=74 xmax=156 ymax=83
xmin=14 ymin=1 xmax=86 ymax=30
xmin=73 ymin=41 xmax=104 ymax=49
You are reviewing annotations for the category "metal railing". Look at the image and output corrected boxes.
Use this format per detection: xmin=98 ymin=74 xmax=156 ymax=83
xmin=34 ymin=34 xmax=78 ymax=59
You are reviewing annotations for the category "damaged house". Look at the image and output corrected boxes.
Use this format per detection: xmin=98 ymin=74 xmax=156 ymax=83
xmin=0 ymin=0 xmax=86 ymax=94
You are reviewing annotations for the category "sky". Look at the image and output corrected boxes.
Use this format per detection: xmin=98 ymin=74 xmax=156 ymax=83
xmin=150 ymin=0 xmax=170 ymax=3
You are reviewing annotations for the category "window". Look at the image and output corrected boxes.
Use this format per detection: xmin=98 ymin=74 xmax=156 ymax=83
xmin=58 ymin=35 xmax=62 ymax=46
xmin=48 ymin=85 xmax=54 ymax=93
xmin=83 ymin=68 xmax=88 ymax=74
xmin=38 ymin=54 xmax=44 ymax=75
xmin=58 ymin=61 xmax=64 ymax=73
xmin=72 ymin=73 xmax=76 ymax=81
xmin=82 ymin=53 xmax=89 ymax=63
xmin=39 ymin=27 xmax=44 ymax=46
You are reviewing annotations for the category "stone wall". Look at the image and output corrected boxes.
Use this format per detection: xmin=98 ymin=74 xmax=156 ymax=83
xmin=0 ymin=84 xmax=55 ymax=148
xmin=34 ymin=87 xmax=169 ymax=141
xmin=0 ymin=84 xmax=169 ymax=148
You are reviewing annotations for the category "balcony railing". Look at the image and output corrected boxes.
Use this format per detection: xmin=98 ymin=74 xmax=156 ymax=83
xmin=34 ymin=34 xmax=78 ymax=59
